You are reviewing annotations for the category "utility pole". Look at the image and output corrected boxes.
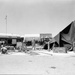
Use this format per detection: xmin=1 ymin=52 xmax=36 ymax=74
xmin=5 ymin=15 xmax=7 ymax=34
xmin=48 ymin=41 xmax=50 ymax=51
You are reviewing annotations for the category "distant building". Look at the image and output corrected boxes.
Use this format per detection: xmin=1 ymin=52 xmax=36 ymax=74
xmin=0 ymin=33 xmax=24 ymax=47
xmin=24 ymin=34 xmax=40 ymax=41
xmin=40 ymin=33 xmax=52 ymax=42
xmin=24 ymin=34 xmax=40 ymax=46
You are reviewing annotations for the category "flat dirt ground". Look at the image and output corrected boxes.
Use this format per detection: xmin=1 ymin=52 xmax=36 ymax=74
xmin=0 ymin=50 xmax=75 ymax=75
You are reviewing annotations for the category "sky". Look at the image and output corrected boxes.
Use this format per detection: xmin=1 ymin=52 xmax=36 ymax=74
xmin=0 ymin=0 xmax=75 ymax=37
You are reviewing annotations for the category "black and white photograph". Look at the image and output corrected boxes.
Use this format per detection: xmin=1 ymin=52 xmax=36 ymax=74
xmin=0 ymin=0 xmax=75 ymax=75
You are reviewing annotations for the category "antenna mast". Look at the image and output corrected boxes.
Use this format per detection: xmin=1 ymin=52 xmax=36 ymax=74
xmin=5 ymin=15 xmax=7 ymax=34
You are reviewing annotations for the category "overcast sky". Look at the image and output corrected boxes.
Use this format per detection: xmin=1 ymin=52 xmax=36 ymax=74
xmin=0 ymin=0 xmax=75 ymax=37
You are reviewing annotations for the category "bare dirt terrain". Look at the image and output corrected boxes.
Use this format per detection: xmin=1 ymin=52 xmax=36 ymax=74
xmin=0 ymin=50 xmax=75 ymax=75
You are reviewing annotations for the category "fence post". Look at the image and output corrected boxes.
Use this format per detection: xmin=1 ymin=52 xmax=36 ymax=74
xmin=48 ymin=42 xmax=50 ymax=51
